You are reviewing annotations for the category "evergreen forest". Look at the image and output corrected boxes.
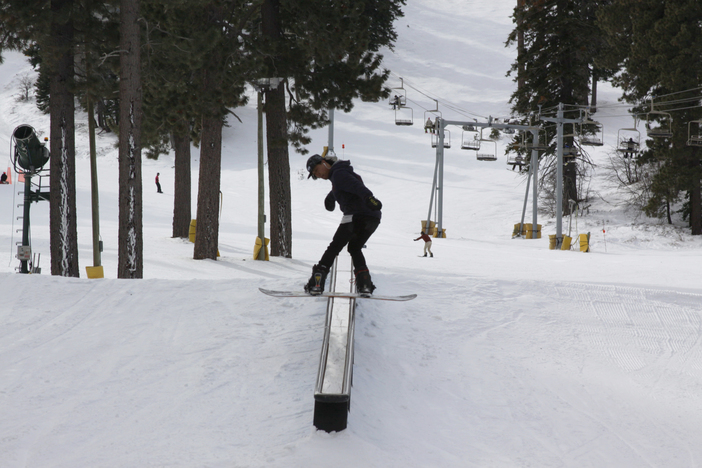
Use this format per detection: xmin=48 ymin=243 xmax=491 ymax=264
xmin=0 ymin=0 xmax=700 ymax=279
xmin=508 ymin=0 xmax=702 ymax=235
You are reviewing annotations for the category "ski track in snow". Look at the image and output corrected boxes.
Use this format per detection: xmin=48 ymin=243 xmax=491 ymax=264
xmin=2 ymin=271 xmax=702 ymax=467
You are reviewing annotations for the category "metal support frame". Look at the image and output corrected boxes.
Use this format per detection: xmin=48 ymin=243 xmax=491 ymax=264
xmin=88 ymin=95 xmax=102 ymax=269
xmin=426 ymin=117 xmax=542 ymax=239
xmin=252 ymin=78 xmax=282 ymax=260
xmin=16 ymin=171 xmax=50 ymax=273
xmin=540 ymin=103 xmax=586 ymax=248
xmin=518 ymin=131 xmax=540 ymax=235
xmin=314 ymin=254 xmax=356 ymax=432
xmin=11 ymin=124 xmax=50 ymax=274
xmin=19 ymin=173 xmax=32 ymax=273
xmin=256 ymin=91 xmax=266 ymax=260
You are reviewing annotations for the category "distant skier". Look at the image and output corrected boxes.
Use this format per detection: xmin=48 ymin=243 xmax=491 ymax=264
xmin=1 ymin=172 xmax=7 ymax=184
xmin=305 ymin=154 xmax=382 ymax=295
xmin=155 ymin=172 xmax=163 ymax=193
xmin=414 ymin=231 xmax=433 ymax=257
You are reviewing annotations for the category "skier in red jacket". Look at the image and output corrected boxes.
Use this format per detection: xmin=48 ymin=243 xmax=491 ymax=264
xmin=414 ymin=231 xmax=433 ymax=257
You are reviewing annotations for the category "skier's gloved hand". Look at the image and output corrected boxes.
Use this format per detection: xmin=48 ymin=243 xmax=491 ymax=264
xmin=324 ymin=192 xmax=336 ymax=211
xmin=365 ymin=196 xmax=382 ymax=211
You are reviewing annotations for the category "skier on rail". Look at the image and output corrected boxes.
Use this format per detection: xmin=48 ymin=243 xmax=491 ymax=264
xmin=304 ymin=153 xmax=382 ymax=295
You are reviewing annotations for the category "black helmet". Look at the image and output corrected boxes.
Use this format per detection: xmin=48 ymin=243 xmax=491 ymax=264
xmin=306 ymin=154 xmax=323 ymax=179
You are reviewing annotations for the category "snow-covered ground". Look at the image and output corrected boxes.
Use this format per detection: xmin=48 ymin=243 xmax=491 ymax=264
xmin=2 ymin=1 xmax=702 ymax=467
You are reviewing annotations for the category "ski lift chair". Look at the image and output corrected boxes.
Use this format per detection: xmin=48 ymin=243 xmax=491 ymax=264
xmin=394 ymin=106 xmax=413 ymax=126
xmin=617 ymin=127 xmax=641 ymax=158
xmin=687 ymin=120 xmax=702 ymax=146
xmin=563 ymin=122 xmax=577 ymax=140
xmin=509 ymin=131 xmax=528 ymax=152
xmin=424 ymin=99 xmax=442 ymax=135
xmin=460 ymin=130 xmax=480 ymax=150
xmin=563 ymin=144 xmax=579 ymax=157
xmin=431 ymin=130 xmax=451 ymax=148
xmin=524 ymin=130 xmax=549 ymax=152
xmin=506 ymin=155 xmax=525 ymax=170
xmin=389 ymin=78 xmax=408 ymax=108
xmin=476 ymin=138 xmax=497 ymax=161
xmin=389 ymin=92 xmax=406 ymax=109
xmin=646 ymin=110 xmax=673 ymax=138
xmin=578 ymin=116 xmax=604 ymax=146
xmin=563 ymin=146 xmax=578 ymax=165
xmin=391 ymin=78 xmax=414 ymax=126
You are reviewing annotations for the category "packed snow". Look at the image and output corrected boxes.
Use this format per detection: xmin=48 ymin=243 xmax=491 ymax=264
xmin=2 ymin=1 xmax=702 ymax=467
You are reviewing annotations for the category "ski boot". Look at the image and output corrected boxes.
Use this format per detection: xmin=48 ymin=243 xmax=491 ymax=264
xmin=304 ymin=264 xmax=329 ymax=295
xmin=355 ymin=269 xmax=376 ymax=296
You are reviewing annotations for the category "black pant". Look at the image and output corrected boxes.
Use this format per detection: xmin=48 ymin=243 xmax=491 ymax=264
xmin=319 ymin=215 xmax=380 ymax=272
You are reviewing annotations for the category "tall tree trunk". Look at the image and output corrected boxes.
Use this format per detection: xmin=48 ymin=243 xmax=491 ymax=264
xmin=265 ymin=82 xmax=292 ymax=258
xmin=517 ymin=0 xmax=525 ymax=90
xmin=690 ymin=147 xmax=701 ymax=235
xmin=48 ymin=0 xmax=79 ymax=277
xmin=590 ymin=69 xmax=598 ymax=113
xmin=172 ymin=127 xmax=191 ymax=238
xmin=563 ymin=149 xmax=578 ymax=215
xmin=193 ymin=114 xmax=222 ymax=260
xmin=262 ymin=0 xmax=292 ymax=258
xmin=118 ymin=0 xmax=143 ymax=278
xmin=557 ymin=0 xmax=577 ymax=217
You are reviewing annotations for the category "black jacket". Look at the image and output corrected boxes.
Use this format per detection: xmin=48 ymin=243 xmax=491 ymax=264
xmin=324 ymin=160 xmax=381 ymax=220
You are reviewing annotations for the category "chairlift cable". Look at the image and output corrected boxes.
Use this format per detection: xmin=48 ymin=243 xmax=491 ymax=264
xmin=390 ymin=74 xmax=702 ymax=130
xmin=389 ymin=72 xmax=489 ymax=120
xmin=647 ymin=95 xmax=702 ymax=108
xmin=649 ymin=86 xmax=702 ymax=100
xmin=648 ymin=103 xmax=702 ymax=114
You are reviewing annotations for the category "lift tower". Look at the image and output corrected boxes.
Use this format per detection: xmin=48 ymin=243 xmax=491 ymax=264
xmin=428 ymin=117 xmax=543 ymax=239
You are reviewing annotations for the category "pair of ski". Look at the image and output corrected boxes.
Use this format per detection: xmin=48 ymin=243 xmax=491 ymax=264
xmin=259 ymin=288 xmax=416 ymax=302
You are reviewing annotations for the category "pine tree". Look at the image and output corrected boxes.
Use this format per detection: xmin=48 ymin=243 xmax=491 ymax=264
xmin=140 ymin=2 xmax=199 ymax=240
xmin=47 ymin=0 xmax=80 ymax=276
xmin=251 ymin=0 xmax=405 ymax=257
xmin=171 ymin=132 xmax=191 ymax=238
xmin=117 ymin=0 xmax=143 ymax=277
xmin=1 ymin=0 xmax=121 ymax=276
xmin=598 ymin=0 xmax=702 ymax=234
xmin=141 ymin=1 xmax=250 ymax=260
xmin=507 ymin=0 xmax=606 ymax=214
xmin=0 ymin=0 xmax=83 ymax=276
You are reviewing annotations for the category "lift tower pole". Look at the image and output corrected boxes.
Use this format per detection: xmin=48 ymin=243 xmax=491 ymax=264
xmin=540 ymin=103 xmax=583 ymax=248
xmin=429 ymin=117 xmax=542 ymax=238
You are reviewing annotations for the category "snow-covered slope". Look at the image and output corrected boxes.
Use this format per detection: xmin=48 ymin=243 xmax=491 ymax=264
xmin=2 ymin=1 xmax=702 ymax=467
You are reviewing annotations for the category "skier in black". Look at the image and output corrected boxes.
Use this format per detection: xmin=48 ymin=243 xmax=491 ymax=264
xmin=155 ymin=173 xmax=163 ymax=193
xmin=305 ymin=154 xmax=382 ymax=295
